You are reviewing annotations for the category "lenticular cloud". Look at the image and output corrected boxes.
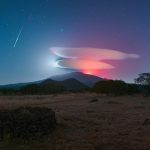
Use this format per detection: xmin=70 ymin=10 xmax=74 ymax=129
xmin=50 ymin=47 xmax=140 ymax=70
xmin=51 ymin=47 xmax=140 ymax=60
xmin=57 ymin=59 xmax=114 ymax=69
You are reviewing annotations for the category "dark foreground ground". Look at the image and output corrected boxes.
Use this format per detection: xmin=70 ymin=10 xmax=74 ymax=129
xmin=0 ymin=93 xmax=150 ymax=150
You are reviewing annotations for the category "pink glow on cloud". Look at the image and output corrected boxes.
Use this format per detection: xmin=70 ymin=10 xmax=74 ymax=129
xmin=51 ymin=47 xmax=140 ymax=60
xmin=50 ymin=47 xmax=140 ymax=77
xmin=57 ymin=59 xmax=114 ymax=69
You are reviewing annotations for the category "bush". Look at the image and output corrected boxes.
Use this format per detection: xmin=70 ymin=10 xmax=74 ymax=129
xmin=126 ymin=84 xmax=140 ymax=95
xmin=0 ymin=107 xmax=57 ymax=140
xmin=21 ymin=83 xmax=65 ymax=95
xmin=93 ymin=80 xmax=128 ymax=96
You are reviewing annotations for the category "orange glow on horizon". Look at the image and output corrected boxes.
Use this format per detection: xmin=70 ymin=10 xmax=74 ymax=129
xmin=82 ymin=69 xmax=101 ymax=76
xmin=83 ymin=71 xmax=93 ymax=75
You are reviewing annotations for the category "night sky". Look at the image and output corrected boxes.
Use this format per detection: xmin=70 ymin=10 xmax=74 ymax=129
xmin=0 ymin=0 xmax=149 ymax=84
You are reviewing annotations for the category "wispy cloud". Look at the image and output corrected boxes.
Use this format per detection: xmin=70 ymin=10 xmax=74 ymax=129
xmin=57 ymin=59 xmax=114 ymax=69
xmin=51 ymin=47 xmax=140 ymax=60
xmin=50 ymin=47 xmax=140 ymax=70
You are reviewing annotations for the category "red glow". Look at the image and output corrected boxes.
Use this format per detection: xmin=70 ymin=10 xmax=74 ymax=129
xmin=82 ymin=69 xmax=101 ymax=76
xmin=84 ymin=70 xmax=93 ymax=75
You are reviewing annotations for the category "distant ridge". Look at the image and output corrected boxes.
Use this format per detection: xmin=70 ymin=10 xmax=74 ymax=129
xmin=51 ymin=72 xmax=102 ymax=87
xmin=39 ymin=77 xmax=88 ymax=90
xmin=0 ymin=81 xmax=42 ymax=90
xmin=60 ymin=78 xmax=88 ymax=90
xmin=0 ymin=72 xmax=103 ymax=90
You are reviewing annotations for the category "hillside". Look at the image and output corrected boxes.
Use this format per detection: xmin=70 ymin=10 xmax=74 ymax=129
xmin=51 ymin=72 xmax=102 ymax=87
xmin=0 ymin=72 xmax=102 ymax=91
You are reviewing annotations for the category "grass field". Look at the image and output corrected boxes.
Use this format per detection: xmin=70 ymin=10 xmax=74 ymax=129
xmin=0 ymin=93 xmax=150 ymax=150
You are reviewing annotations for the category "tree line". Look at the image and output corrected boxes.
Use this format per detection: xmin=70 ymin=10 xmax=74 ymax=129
xmin=0 ymin=73 xmax=150 ymax=96
xmin=0 ymin=83 xmax=65 ymax=95
xmin=93 ymin=73 xmax=150 ymax=96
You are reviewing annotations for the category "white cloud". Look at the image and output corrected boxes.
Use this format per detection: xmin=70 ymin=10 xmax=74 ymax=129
xmin=51 ymin=47 xmax=140 ymax=60
xmin=50 ymin=47 xmax=140 ymax=70
xmin=57 ymin=59 xmax=114 ymax=70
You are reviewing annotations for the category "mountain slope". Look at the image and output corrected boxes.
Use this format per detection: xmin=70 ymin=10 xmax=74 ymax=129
xmin=0 ymin=72 xmax=102 ymax=91
xmin=0 ymin=80 xmax=42 ymax=90
xmin=51 ymin=72 xmax=102 ymax=87
xmin=39 ymin=78 xmax=88 ymax=91
xmin=0 ymin=77 xmax=88 ymax=91
xmin=60 ymin=78 xmax=88 ymax=90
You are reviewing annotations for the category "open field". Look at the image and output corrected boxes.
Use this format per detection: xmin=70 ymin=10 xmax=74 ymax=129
xmin=0 ymin=93 xmax=150 ymax=150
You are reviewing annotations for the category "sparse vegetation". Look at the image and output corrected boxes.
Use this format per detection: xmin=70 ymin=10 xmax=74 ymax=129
xmin=0 ymin=94 xmax=150 ymax=150
xmin=93 ymin=80 xmax=139 ymax=95
xmin=0 ymin=107 xmax=57 ymax=140
xmin=0 ymin=73 xmax=150 ymax=96
xmin=21 ymin=83 xmax=65 ymax=95
xmin=135 ymin=73 xmax=150 ymax=96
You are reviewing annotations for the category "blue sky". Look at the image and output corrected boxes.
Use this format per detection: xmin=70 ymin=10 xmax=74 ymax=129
xmin=0 ymin=0 xmax=150 ymax=84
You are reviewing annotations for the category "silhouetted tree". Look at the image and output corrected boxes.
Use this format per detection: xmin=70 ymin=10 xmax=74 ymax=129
xmin=0 ymin=89 xmax=18 ymax=95
xmin=93 ymin=80 xmax=128 ymax=95
xmin=135 ymin=73 xmax=150 ymax=95
xmin=126 ymin=84 xmax=139 ymax=95
xmin=20 ymin=83 xmax=65 ymax=95
xmin=135 ymin=73 xmax=150 ymax=85
xmin=21 ymin=84 xmax=39 ymax=94
xmin=39 ymin=83 xmax=64 ymax=94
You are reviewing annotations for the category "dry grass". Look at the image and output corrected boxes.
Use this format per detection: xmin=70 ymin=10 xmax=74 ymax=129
xmin=0 ymin=93 xmax=150 ymax=150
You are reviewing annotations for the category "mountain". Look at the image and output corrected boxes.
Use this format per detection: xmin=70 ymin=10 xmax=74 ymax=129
xmin=0 ymin=83 xmax=28 ymax=90
xmin=0 ymin=72 xmax=102 ymax=91
xmin=60 ymin=78 xmax=88 ymax=90
xmin=51 ymin=72 xmax=102 ymax=87
xmin=40 ymin=79 xmax=59 ymax=85
xmin=0 ymin=77 xmax=88 ymax=92
xmin=0 ymin=80 xmax=42 ymax=90
xmin=38 ymin=78 xmax=88 ymax=91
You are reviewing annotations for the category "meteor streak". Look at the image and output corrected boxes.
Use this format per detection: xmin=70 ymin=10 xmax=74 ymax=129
xmin=13 ymin=26 xmax=23 ymax=48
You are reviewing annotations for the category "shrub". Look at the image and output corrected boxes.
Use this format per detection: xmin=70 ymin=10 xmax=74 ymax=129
xmin=0 ymin=107 xmax=57 ymax=140
xmin=93 ymin=80 xmax=128 ymax=95
xmin=21 ymin=83 xmax=65 ymax=95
